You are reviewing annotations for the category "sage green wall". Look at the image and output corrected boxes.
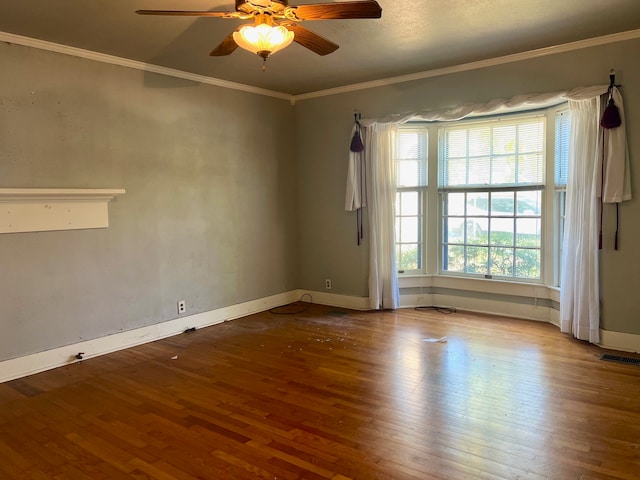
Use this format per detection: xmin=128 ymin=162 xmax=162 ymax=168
xmin=2 ymin=36 xmax=639 ymax=364
xmin=0 ymin=43 xmax=298 ymax=361
xmin=295 ymin=38 xmax=640 ymax=335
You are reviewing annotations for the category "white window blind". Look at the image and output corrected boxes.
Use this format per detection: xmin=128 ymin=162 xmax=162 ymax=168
xmin=397 ymin=128 xmax=428 ymax=187
xmin=440 ymin=116 xmax=545 ymax=189
xmin=555 ymin=110 xmax=571 ymax=187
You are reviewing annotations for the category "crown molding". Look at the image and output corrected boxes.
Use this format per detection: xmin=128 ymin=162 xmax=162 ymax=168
xmin=0 ymin=31 xmax=292 ymax=102
xmin=2 ymin=28 xmax=639 ymax=104
xmin=291 ymin=29 xmax=640 ymax=102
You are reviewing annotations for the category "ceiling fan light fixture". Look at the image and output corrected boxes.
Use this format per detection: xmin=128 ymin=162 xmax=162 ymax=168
xmin=232 ymin=14 xmax=294 ymax=59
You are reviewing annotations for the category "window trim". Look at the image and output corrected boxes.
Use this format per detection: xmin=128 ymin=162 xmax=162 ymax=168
xmin=394 ymin=125 xmax=429 ymax=274
xmin=397 ymin=102 xmax=568 ymax=287
xmin=438 ymin=188 xmax=544 ymax=282
xmin=437 ymin=113 xmax=546 ymax=282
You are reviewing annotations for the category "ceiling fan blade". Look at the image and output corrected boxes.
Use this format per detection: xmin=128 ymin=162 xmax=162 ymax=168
xmin=210 ymin=32 xmax=239 ymax=56
xmin=292 ymin=1 xmax=382 ymax=20
xmin=135 ymin=10 xmax=239 ymax=18
xmin=285 ymin=24 xmax=339 ymax=56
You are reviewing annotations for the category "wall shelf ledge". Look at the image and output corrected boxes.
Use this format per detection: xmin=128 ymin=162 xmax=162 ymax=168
xmin=0 ymin=188 xmax=125 ymax=234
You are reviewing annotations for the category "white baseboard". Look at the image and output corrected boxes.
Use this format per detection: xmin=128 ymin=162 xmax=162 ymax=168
xmin=402 ymin=293 xmax=553 ymax=322
xmin=0 ymin=290 xmax=299 ymax=384
xmin=599 ymin=330 xmax=640 ymax=353
xmin=299 ymin=290 xmax=370 ymax=310
xmin=3 ymin=289 xmax=637 ymax=383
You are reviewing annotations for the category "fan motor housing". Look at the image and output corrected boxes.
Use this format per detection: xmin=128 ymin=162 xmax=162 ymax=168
xmin=236 ymin=0 xmax=288 ymax=14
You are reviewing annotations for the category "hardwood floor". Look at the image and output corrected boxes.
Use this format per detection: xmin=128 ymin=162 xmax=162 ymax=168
xmin=1 ymin=304 xmax=639 ymax=479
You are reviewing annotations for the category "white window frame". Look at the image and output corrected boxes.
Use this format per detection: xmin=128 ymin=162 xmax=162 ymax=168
xmin=553 ymin=107 xmax=571 ymax=286
xmin=397 ymin=104 xmax=568 ymax=287
xmin=438 ymin=112 xmax=546 ymax=282
xmin=395 ymin=125 xmax=428 ymax=274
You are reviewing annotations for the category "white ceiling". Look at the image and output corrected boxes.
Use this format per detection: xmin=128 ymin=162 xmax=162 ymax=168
xmin=1 ymin=0 xmax=640 ymax=95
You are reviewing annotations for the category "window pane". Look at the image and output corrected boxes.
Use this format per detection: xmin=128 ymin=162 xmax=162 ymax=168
xmin=395 ymin=125 xmax=427 ymax=274
xmin=466 ymin=246 xmax=488 ymax=274
xmin=399 ymin=244 xmax=419 ymax=271
xmin=400 ymin=217 xmax=419 ymax=243
xmin=468 ymin=157 xmax=491 ymax=185
xmin=446 ymin=130 xmax=467 ymax=158
xmin=446 ymin=158 xmax=467 ymax=185
xmin=519 ymin=122 xmax=544 ymax=152
xmin=516 ymin=218 xmax=541 ymax=247
xmin=491 ymin=155 xmax=516 ymax=184
xmin=447 ymin=192 xmax=465 ymax=216
xmin=398 ymin=131 xmax=422 ymax=159
xmin=490 ymin=219 xmax=514 ymax=246
xmin=399 ymin=191 xmax=419 ymax=216
xmin=555 ymin=111 xmax=570 ymax=186
xmin=396 ymin=127 xmax=427 ymax=187
xmin=468 ymin=128 xmax=491 ymax=156
xmin=491 ymin=192 xmax=514 ymax=215
xmin=440 ymin=116 xmax=544 ymax=188
xmin=517 ymin=190 xmax=541 ymax=215
xmin=515 ymin=249 xmax=540 ymax=278
xmin=490 ymin=247 xmax=514 ymax=276
xmin=441 ymin=188 xmax=541 ymax=279
xmin=492 ymin=125 xmax=516 ymax=154
xmin=398 ymin=161 xmax=420 ymax=187
xmin=555 ymin=191 xmax=566 ymax=286
xmin=466 ymin=218 xmax=488 ymax=245
xmin=518 ymin=153 xmax=544 ymax=184
xmin=444 ymin=217 xmax=464 ymax=244
xmin=467 ymin=192 xmax=488 ymax=216
xmin=445 ymin=245 xmax=465 ymax=272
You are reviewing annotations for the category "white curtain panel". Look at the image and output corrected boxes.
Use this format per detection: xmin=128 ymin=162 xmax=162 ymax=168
xmin=560 ymin=86 xmax=630 ymax=343
xmin=364 ymin=123 xmax=400 ymax=310
xmin=601 ymin=88 xmax=632 ymax=203
xmin=560 ymin=96 xmax=602 ymax=343
xmin=345 ymin=124 xmax=366 ymax=211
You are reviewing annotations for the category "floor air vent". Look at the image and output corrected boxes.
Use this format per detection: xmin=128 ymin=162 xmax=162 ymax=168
xmin=599 ymin=354 xmax=640 ymax=366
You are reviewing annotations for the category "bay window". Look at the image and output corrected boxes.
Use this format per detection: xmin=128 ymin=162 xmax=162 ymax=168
xmin=396 ymin=106 xmax=567 ymax=284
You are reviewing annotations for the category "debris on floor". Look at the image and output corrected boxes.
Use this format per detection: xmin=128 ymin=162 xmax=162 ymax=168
xmin=422 ymin=337 xmax=448 ymax=343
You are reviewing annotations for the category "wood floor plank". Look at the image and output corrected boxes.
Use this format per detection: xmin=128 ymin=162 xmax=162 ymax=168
xmin=1 ymin=305 xmax=639 ymax=479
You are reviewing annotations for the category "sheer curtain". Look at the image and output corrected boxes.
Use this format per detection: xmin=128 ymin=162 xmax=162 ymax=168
xmin=560 ymin=96 xmax=601 ymax=343
xmin=364 ymin=123 xmax=400 ymax=309
xmin=560 ymin=86 xmax=630 ymax=343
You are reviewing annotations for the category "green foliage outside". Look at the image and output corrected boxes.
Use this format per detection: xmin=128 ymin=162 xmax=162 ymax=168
xmin=398 ymin=246 xmax=419 ymax=271
xmin=446 ymin=231 xmax=540 ymax=278
xmin=398 ymin=232 xmax=541 ymax=278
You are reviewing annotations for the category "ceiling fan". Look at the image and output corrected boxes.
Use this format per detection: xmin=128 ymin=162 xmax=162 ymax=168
xmin=136 ymin=1 xmax=382 ymax=65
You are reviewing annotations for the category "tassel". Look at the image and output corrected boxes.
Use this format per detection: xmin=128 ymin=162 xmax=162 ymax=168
xmin=600 ymin=97 xmax=622 ymax=129
xmin=350 ymin=112 xmax=365 ymax=152
xmin=601 ymin=70 xmax=622 ymax=129
xmin=350 ymin=128 xmax=364 ymax=152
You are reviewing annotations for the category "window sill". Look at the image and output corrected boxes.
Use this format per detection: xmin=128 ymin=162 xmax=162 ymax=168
xmin=398 ymin=273 xmax=557 ymax=300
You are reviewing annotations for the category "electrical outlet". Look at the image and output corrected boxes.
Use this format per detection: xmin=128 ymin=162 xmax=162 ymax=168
xmin=325 ymin=279 xmax=332 ymax=290
xmin=177 ymin=300 xmax=186 ymax=314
